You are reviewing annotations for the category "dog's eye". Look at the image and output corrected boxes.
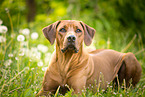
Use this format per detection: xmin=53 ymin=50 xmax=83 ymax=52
xmin=76 ymin=29 xmax=82 ymax=33
xmin=59 ymin=28 xmax=66 ymax=32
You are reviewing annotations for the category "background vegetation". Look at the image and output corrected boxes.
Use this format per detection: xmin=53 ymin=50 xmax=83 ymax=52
xmin=0 ymin=0 xmax=145 ymax=96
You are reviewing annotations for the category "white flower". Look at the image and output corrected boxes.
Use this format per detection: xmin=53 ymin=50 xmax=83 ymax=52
xmin=21 ymin=48 xmax=29 ymax=56
xmin=17 ymin=35 xmax=25 ymax=42
xmin=35 ymin=52 xmax=41 ymax=59
xmin=102 ymin=89 xmax=105 ymax=92
xmin=113 ymin=92 xmax=117 ymax=95
xmin=31 ymin=68 xmax=35 ymax=70
xmin=22 ymin=28 xmax=30 ymax=35
xmin=29 ymin=47 xmax=41 ymax=60
xmin=31 ymin=32 xmax=38 ymax=40
xmin=110 ymin=85 xmax=113 ymax=88
xmin=0 ymin=25 xmax=8 ymax=33
xmin=37 ymin=61 xmax=43 ymax=66
xmin=37 ymin=44 xmax=48 ymax=53
xmin=19 ymin=52 xmax=24 ymax=56
xmin=34 ymin=91 xmax=37 ymax=94
xmin=8 ymin=53 xmax=13 ymax=57
xmin=31 ymin=47 xmax=38 ymax=53
xmin=42 ymin=67 xmax=47 ymax=71
xmin=4 ymin=59 xmax=12 ymax=67
xmin=0 ymin=19 xmax=3 ymax=25
xmin=0 ymin=36 xmax=6 ymax=43
xmin=15 ymin=57 xmax=19 ymax=60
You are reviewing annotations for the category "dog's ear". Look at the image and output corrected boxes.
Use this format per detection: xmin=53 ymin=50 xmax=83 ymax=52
xmin=80 ymin=21 xmax=96 ymax=46
xmin=42 ymin=21 xmax=61 ymax=45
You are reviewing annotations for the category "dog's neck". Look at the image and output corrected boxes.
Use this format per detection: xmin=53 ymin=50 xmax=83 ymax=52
xmin=55 ymin=44 xmax=89 ymax=78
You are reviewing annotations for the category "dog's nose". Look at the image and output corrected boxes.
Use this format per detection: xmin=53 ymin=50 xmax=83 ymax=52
xmin=67 ymin=35 xmax=76 ymax=42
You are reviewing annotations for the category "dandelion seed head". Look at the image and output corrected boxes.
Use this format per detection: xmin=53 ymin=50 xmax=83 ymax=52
xmin=42 ymin=67 xmax=47 ymax=71
xmin=37 ymin=61 xmax=43 ymax=66
xmin=0 ymin=25 xmax=8 ymax=33
xmin=21 ymin=48 xmax=29 ymax=56
xmin=36 ymin=52 xmax=41 ymax=60
xmin=37 ymin=44 xmax=48 ymax=53
xmin=19 ymin=48 xmax=25 ymax=56
xmin=31 ymin=32 xmax=38 ymax=40
xmin=22 ymin=28 xmax=30 ymax=35
xmin=17 ymin=35 xmax=25 ymax=42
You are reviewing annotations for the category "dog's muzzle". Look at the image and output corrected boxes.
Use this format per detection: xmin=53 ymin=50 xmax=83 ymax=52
xmin=61 ymin=35 xmax=79 ymax=53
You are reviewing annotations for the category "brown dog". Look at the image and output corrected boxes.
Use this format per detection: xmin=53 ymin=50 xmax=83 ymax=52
xmin=36 ymin=20 xmax=142 ymax=96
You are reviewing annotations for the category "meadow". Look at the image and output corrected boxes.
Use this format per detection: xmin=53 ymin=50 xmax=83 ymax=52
xmin=0 ymin=17 xmax=145 ymax=97
xmin=0 ymin=0 xmax=145 ymax=97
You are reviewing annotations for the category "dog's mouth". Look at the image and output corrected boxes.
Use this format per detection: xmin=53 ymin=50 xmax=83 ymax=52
xmin=61 ymin=44 xmax=79 ymax=53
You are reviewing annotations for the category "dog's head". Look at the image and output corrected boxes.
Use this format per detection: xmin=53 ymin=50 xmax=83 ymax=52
xmin=42 ymin=20 xmax=96 ymax=53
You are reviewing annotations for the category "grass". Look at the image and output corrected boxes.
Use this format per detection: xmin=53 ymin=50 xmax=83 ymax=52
xmin=0 ymin=14 xmax=145 ymax=97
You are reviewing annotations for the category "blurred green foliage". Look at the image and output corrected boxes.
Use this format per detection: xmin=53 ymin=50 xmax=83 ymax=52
xmin=0 ymin=0 xmax=145 ymax=43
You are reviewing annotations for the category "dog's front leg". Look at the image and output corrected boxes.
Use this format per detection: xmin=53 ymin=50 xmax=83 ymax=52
xmin=36 ymin=69 xmax=60 ymax=96
xmin=68 ymin=75 xmax=87 ymax=94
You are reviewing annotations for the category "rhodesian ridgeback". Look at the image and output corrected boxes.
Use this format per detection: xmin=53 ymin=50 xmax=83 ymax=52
xmin=36 ymin=20 xmax=142 ymax=96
